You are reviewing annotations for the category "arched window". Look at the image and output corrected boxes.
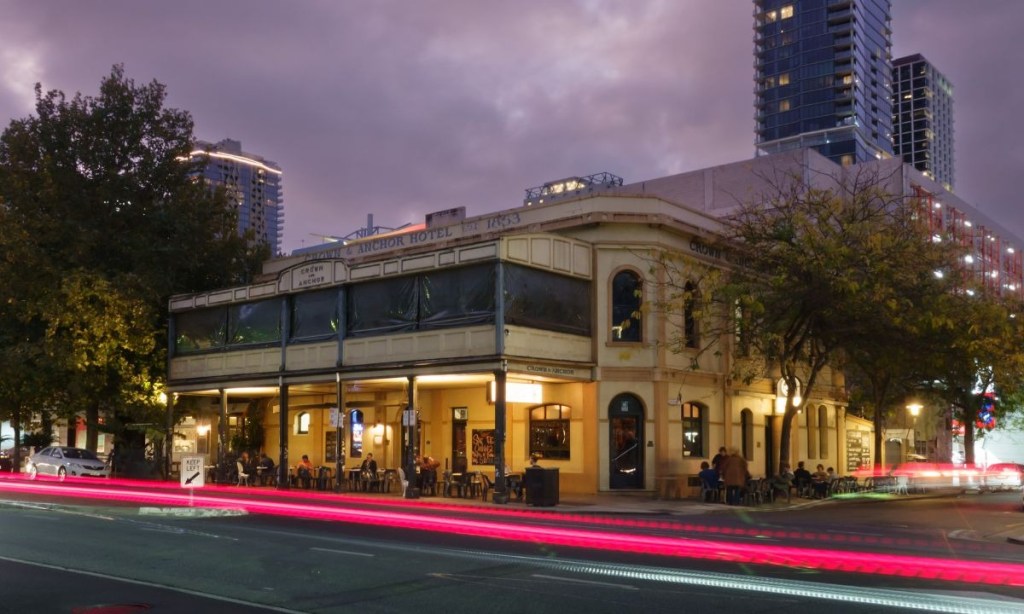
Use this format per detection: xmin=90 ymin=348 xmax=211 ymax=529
xmin=818 ymin=405 xmax=829 ymax=458
xmin=529 ymin=404 xmax=571 ymax=460
xmin=806 ymin=407 xmax=817 ymax=458
xmin=611 ymin=270 xmax=642 ymax=342
xmin=294 ymin=411 xmax=310 ymax=435
xmin=740 ymin=408 xmax=754 ymax=460
xmin=684 ymin=281 xmax=699 ymax=348
xmin=681 ymin=402 xmax=706 ymax=457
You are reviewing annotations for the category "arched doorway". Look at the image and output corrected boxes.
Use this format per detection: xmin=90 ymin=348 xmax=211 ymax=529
xmin=609 ymin=393 xmax=644 ymax=489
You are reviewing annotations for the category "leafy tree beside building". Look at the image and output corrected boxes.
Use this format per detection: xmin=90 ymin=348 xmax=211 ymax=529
xmin=0 ymin=65 xmax=263 ymax=473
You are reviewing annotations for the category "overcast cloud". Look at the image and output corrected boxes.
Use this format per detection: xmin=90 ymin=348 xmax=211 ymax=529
xmin=1 ymin=1 xmax=1020 ymax=252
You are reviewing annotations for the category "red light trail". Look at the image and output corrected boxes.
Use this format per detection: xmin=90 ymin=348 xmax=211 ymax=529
xmin=1 ymin=477 xmax=1022 ymax=588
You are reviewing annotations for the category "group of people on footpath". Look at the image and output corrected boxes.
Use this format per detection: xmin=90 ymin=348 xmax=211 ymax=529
xmin=236 ymin=451 xmax=276 ymax=486
xmin=698 ymin=446 xmax=836 ymax=505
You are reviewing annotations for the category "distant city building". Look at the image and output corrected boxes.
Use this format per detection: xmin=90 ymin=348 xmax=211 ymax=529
xmin=892 ymin=54 xmax=955 ymax=192
xmin=754 ymin=0 xmax=894 ymax=165
xmin=190 ymin=139 xmax=283 ymax=255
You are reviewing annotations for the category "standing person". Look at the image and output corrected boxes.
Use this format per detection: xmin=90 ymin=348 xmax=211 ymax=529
xmin=711 ymin=446 xmax=728 ymax=476
xmin=720 ymin=448 xmax=749 ymax=506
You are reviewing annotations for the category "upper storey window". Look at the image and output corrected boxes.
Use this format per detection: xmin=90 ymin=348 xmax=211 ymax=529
xmin=611 ymin=270 xmax=642 ymax=342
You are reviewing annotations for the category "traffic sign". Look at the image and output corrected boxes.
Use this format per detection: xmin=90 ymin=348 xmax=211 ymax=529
xmin=180 ymin=455 xmax=205 ymax=488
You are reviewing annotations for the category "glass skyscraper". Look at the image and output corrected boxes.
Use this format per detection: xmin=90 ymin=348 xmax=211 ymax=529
xmin=892 ymin=54 xmax=954 ymax=192
xmin=190 ymin=139 xmax=284 ymax=255
xmin=754 ymin=0 xmax=894 ymax=165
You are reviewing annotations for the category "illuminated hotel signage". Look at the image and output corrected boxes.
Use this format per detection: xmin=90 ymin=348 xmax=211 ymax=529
xmin=487 ymin=381 xmax=543 ymax=404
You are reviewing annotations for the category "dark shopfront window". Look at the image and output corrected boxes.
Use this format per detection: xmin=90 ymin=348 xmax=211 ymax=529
xmin=504 ymin=264 xmax=591 ymax=337
xmin=529 ymin=404 xmax=571 ymax=460
xmin=291 ymin=289 xmax=339 ymax=340
xmin=347 ymin=264 xmax=496 ymax=337
xmin=173 ymin=298 xmax=281 ymax=355
xmin=228 ymin=299 xmax=282 ymax=345
xmin=174 ymin=307 xmax=227 ymax=352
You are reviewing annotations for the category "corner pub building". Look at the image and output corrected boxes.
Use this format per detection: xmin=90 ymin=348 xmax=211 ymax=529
xmin=167 ymin=150 xmax=861 ymax=500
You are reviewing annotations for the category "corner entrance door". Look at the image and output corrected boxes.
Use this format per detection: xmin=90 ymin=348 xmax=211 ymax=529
xmin=609 ymin=393 xmax=644 ymax=489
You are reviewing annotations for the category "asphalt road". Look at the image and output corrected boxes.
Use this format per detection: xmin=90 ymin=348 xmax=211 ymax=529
xmin=1 ymin=484 xmax=1022 ymax=613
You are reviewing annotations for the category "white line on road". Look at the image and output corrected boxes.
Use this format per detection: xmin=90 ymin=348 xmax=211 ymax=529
xmin=0 ymin=554 xmax=303 ymax=613
xmin=311 ymin=546 xmax=374 ymax=557
xmin=530 ymin=573 xmax=638 ymax=590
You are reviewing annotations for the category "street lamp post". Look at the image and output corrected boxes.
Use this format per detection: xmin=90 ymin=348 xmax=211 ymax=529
xmin=906 ymin=403 xmax=922 ymax=459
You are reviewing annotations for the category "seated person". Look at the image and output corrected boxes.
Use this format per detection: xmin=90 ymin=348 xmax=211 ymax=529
xmin=258 ymin=453 xmax=275 ymax=485
xmin=296 ymin=454 xmax=314 ymax=488
xmin=698 ymin=461 xmax=721 ymax=502
xmin=811 ymin=463 xmax=830 ymax=498
xmin=360 ymin=453 xmax=378 ymax=489
xmin=770 ymin=463 xmax=795 ymax=501
xmin=238 ymin=451 xmax=255 ymax=485
xmin=793 ymin=461 xmax=812 ymax=496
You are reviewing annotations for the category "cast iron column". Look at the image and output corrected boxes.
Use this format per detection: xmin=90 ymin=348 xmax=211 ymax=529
xmin=277 ymin=378 xmax=290 ymax=489
xmin=492 ymin=365 xmax=509 ymax=503
xmin=403 ymin=375 xmax=419 ymax=498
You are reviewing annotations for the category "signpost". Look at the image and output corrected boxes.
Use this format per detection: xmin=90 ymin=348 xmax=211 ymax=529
xmin=180 ymin=454 xmax=205 ymax=506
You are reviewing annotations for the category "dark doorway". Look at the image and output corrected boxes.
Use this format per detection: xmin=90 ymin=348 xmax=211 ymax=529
xmin=609 ymin=393 xmax=644 ymax=489
xmin=764 ymin=421 xmax=775 ymax=476
xmin=451 ymin=415 xmax=467 ymax=474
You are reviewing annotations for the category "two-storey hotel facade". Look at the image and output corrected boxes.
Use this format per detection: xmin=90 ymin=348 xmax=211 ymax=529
xmin=167 ymin=151 xmax=872 ymax=498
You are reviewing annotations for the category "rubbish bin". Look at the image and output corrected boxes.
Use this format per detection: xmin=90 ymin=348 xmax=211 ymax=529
xmin=524 ymin=466 xmax=559 ymax=506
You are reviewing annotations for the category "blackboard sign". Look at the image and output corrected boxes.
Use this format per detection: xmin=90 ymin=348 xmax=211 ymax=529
xmin=471 ymin=429 xmax=495 ymax=465
xmin=846 ymin=430 xmax=870 ymax=472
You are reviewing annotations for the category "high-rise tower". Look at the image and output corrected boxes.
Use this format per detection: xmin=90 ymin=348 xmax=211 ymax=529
xmin=892 ymin=54 xmax=954 ymax=192
xmin=754 ymin=0 xmax=894 ymax=165
xmin=190 ymin=139 xmax=284 ymax=255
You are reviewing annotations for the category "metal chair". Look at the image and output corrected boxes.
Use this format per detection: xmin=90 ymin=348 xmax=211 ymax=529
xmin=236 ymin=461 xmax=251 ymax=486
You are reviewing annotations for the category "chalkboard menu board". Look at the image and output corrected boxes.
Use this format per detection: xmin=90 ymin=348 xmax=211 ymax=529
xmin=847 ymin=430 xmax=870 ymax=472
xmin=471 ymin=429 xmax=495 ymax=465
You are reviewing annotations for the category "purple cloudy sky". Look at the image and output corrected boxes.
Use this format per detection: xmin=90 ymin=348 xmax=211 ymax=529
xmin=1 ymin=1 xmax=1021 ymax=253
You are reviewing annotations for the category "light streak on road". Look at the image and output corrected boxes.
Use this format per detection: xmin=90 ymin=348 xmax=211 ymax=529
xmin=1 ymin=478 xmax=1023 ymax=589
xmin=0 ymin=474 xmax=1004 ymax=556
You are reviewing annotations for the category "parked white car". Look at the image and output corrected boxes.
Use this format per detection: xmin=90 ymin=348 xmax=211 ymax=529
xmin=25 ymin=446 xmax=110 ymax=480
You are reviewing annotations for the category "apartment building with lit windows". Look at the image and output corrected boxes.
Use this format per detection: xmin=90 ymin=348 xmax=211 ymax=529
xmin=892 ymin=54 xmax=955 ymax=192
xmin=754 ymin=0 xmax=894 ymax=165
xmin=191 ymin=139 xmax=284 ymax=255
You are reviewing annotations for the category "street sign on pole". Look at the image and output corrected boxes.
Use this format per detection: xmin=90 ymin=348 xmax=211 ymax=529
xmin=180 ymin=455 xmax=205 ymax=489
xmin=329 ymin=407 xmax=340 ymax=428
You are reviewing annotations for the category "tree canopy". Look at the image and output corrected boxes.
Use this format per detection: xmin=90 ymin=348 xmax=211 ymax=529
xmin=0 ymin=65 xmax=264 ymax=468
xmin=645 ymin=162 xmax=1013 ymax=473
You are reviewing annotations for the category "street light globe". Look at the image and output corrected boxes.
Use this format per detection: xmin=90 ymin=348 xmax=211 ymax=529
xmin=906 ymin=403 xmax=923 ymax=417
